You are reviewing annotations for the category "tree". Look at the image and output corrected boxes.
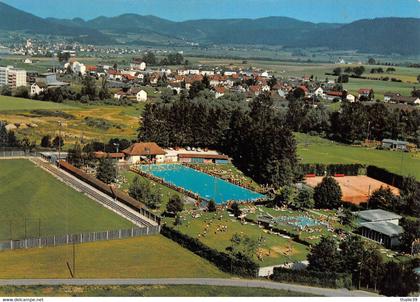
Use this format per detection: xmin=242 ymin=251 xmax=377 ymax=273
xmin=339 ymin=207 xmax=355 ymax=227
xmin=417 ymin=75 xmax=420 ymax=84
xmin=333 ymin=67 xmax=342 ymax=76
xmin=296 ymin=187 xmax=315 ymax=209
xmin=368 ymin=186 xmax=399 ymax=211
xmin=128 ymin=176 xmax=161 ymax=209
xmin=353 ymin=66 xmax=365 ymax=77
xmin=0 ymin=85 xmax=11 ymax=96
xmin=19 ymin=137 xmax=36 ymax=153
xmin=98 ymin=76 xmax=110 ymax=100
xmin=58 ymin=52 xmax=70 ymax=63
xmin=368 ymin=58 xmax=376 ymax=65
xmin=400 ymin=176 xmax=420 ymax=216
xmin=207 ymin=200 xmax=217 ymax=212
xmin=230 ymin=202 xmax=242 ymax=217
xmin=400 ymin=218 xmax=420 ymax=254
xmin=307 ymin=236 xmax=340 ymax=272
xmin=67 ymin=142 xmax=84 ymax=168
xmin=379 ymin=261 xmax=419 ymax=296
xmin=166 ymin=194 xmax=183 ymax=214
xmin=52 ymin=136 xmax=64 ymax=150
xmin=227 ymin=233 xmax=258 ymax=259
xmin=13 ymin=86 xmax=29 ymax=98
xmin=174 ymin=213 xmax=182 ymax=226
xmin=339 ymin=235 xmax=366 ymax=282
xmin=96 ymin=157 xmax=116 ymax=184
xmin=313 ymin=176 xmax=342 ymax=209
xmin=81 ymin=76 xmax=97 ymax=101
xmin=142 ymin=52 xmax=157 ymax=65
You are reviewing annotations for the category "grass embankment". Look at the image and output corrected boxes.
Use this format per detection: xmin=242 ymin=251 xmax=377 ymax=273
xmin=0 ymin=159 xmax=133 ymax=240
xmin=0 ymin=285 xmax=317 ymax=297
xmin=0 ymin=236 xmax=227 ymax=279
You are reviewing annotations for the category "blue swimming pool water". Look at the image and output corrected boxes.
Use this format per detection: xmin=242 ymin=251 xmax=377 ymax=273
xmin=274 ymin=216 xmax=321 ymax=228
xmin=140 ymin=164 xmax=264 ymax=204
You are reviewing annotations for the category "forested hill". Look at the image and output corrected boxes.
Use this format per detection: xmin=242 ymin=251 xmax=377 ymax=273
xmin=1 ymin=0 xmax=420 ymax=55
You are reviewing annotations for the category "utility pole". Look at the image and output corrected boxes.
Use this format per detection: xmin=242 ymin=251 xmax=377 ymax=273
xmin=57 ymin=121 xmax=62 ymax=167
xmin=73 ymin=239 xmax=76 ymax=278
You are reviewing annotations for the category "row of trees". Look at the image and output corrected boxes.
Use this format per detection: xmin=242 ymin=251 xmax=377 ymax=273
xmin=142 ymin=52 xmax=185 ymax=66
xmin=307 ymin=236 xmax=419 ymax=296
xmin=287 ymin=98 xmax=419 ymax=145
xmin=139 ymin=88 xmax=299 ymax=187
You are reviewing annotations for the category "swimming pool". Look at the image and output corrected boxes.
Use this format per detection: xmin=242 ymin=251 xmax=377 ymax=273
xmin=139 ymin=164 xmax=264 ymax=204
xmin=274 ymin=216 xmax=321 ymax=229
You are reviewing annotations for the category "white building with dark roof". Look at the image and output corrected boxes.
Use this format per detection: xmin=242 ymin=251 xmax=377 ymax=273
xmin=354 ymin=209 xmax=403 ymax=248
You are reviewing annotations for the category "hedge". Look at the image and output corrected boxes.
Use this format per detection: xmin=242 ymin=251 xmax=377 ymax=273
xmin=161 ymin=225 xmax=259 ymax=277
xmin=300 ymin=163 xmax=366 ymax=176
xmin=366 ymin=165 xmax=420 ymax=189
xmin=272 ymin=267 xmax=352 ymax=289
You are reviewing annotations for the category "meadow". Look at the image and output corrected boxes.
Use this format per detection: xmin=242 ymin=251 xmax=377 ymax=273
xmin=0 ymin=235 xmax=227 ymax=279
xmin=296 ymin=133 xmax=420 ymax=180
xmin=0 ymin=159 xmax=133 ymax=240
xmin=0 ymin=96 xmax=144 ymax=146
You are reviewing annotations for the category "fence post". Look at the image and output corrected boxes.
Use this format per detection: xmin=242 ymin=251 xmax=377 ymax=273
xmin=80 ymin=234 xmax=83 ymax=244
xmin=54 ymin=236 xmax=56 ymax=247
xmin=39 ymin=238 xmax=41 ymax=248
xmin=147 ymin=227 xmax=149 ymax=235
xmin=119 ymin=229 xmax=121 ymax=239
xmin=25 ymin=239 xmax=27 ymax=249
xmin=107 ymin=230 xmax=109 ymax=240
xmin=67 ymin=234 xmax=69 ymax=244
xmin=131 ymin=227 xmax=134 ymax=237
xmin=10 ymin=240 xmax=13 ymax=250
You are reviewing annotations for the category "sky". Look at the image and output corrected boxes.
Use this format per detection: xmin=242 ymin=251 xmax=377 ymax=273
xmin=3 ymin=0 xmax=420 ymax=22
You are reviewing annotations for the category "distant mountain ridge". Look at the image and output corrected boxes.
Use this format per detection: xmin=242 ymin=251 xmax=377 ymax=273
xmin=1 ymin=1 xmax=420 ymax=55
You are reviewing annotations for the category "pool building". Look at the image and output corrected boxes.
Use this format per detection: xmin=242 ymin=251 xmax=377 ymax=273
xmin=139 ymin=164 xmax=264 ymax=204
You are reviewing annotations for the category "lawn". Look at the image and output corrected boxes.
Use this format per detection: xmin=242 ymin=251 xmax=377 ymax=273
xmin=0 ymin=236 xmax=227 ymax=279
xmin=296 ymin=133 xmax=420 ymax=180
xmin=0 ymin=96 xmax=77 ymax=111
xmin=170 ymin=211 xmax=309 ymax=267
xmin=0 ymin=285 xmax=317 ymax=297
xmin=120 ymin=170 xmax=186 ymax=213
xmin=0 ymin=159 xmax=133 ymax=240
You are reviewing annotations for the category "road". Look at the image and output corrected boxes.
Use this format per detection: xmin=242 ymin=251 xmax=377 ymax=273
xmin=0 ymin=278 xmax=380 ymax=297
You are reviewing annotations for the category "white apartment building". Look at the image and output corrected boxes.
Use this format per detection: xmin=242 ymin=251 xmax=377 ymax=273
xmin=0 ymin=66 xmax=27 ymax=88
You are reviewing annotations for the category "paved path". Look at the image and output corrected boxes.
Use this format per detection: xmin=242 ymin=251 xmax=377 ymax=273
xmin=0 ymin=278 xmax=380 ymax=297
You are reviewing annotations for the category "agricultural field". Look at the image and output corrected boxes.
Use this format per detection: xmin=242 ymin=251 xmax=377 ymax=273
xmin=0 ymin=159 xmax=133 ymax=240
xmin=296 ymin=133 xmax=420 ymax=180
xmin=0 ymin=285 xmax=316 ymax=297
xmin=168 ymin=211 xmax=309 ymax=267
xmin=0 ymin=236 xmax=227 ymax=279
xmin=0 ymin=96 xmax=145 ymax=146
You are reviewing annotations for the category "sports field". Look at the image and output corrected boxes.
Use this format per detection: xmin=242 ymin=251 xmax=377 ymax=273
xmin=0 ymin=159 xmax=133 ymax=240
xmin=305 ymin=176 xmax=400 ymax=205
xmin=0 ymin=236 xmax=227 ymax=279
xmin=296 ymin=133 xmax=420 ymax=180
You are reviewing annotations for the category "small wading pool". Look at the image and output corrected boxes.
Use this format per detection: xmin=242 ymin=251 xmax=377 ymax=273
xmin=139 ymin=164 xmax=264 ymax=204
xmin=274 ymin=216 xmax=322 ymax=229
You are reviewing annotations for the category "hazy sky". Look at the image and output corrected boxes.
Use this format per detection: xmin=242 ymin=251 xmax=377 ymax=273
xmin=4 ymin=0 xmax=420 ymax=22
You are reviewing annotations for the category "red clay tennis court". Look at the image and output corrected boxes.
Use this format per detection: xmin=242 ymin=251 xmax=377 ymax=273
xmin=305 ymin=175 xmax=400 ymax=205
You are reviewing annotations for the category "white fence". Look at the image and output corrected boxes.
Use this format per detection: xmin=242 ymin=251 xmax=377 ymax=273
xmin=0 ymin=226 xmax=160 ymax=251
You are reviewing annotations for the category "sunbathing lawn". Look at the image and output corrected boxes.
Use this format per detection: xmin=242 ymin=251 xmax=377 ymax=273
xmin=119 ymin=170 xmax=186 ymax=213
xmin=170 ymin=211 xmax=309 ymax=267
xmin=0 ymin=236 xmax=227 ymax=279
xmin=244 ymin=206 xmax=345 ymax=245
